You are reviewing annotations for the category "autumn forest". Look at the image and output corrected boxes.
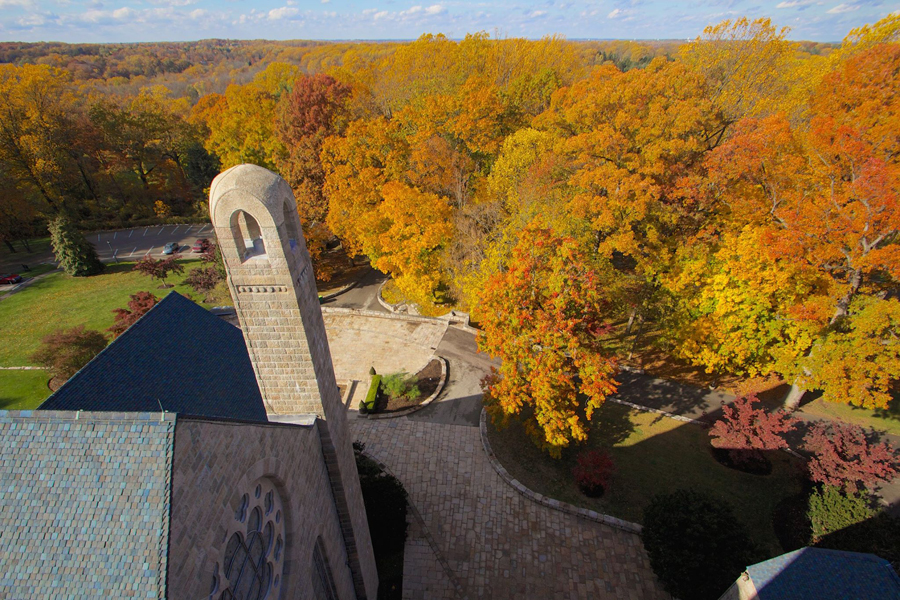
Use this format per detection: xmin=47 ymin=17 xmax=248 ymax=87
xmin=1 ymin=16 xmax=899 ymax=454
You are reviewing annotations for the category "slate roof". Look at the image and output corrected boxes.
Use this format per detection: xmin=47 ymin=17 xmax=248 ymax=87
xmin=0 ymin=410 xmax=175 ymax=598
xmin=747 ymin=547 xmax=900 ymax=599
xmin=40 ymin=292 xmax=267 ymax=423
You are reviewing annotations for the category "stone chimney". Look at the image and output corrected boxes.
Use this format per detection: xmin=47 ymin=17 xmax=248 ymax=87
xmin=209 ymin=164 xmax=378 ymax=598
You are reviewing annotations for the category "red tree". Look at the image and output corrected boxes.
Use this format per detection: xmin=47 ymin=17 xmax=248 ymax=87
xmin=30 ymin=325 xmax=107 ymax=381
xmin=804 ymin=422 xmax=900 ymax=494
xmin=108 ymin=291 xmax=159 ymax=339
xmin=184 ymin=266 xmax=222 ymax=301
xmin=709 ymin=394 xmax=798 ymax=468
xmin=133 ymin=256 xmax=184 ymax=288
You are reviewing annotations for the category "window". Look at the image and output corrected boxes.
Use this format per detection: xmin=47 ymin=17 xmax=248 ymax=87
xmin=311 ymin=537 xmax=339 ymax=600
xmin=213 ymin=479 xmax=285 ymax=600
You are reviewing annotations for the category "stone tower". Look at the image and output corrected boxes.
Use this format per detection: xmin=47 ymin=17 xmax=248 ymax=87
xmin=209 ymin=164 xmax=378 ymax=598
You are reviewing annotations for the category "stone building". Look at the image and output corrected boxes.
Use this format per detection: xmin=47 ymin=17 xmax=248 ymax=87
xmin=0 ymin=165 xmax=377 ymax=599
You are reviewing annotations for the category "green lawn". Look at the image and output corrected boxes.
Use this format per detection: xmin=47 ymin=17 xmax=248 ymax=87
xmin=0 ymin=369 xmax=51 ymax=410
xmin=487 ymin=402 xmax=803 ymax=555
xmin=801 ymin=397 xmax=900 ymax=438
xmin=0 ymin=259 xmax=231 ymax=367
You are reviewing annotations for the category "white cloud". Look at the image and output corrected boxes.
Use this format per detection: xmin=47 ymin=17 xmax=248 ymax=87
xmin=424 ymin=4 xmax=444 ymax=14
xmin=267 ymin=6 xmax=299 ymax=19
xmin=321 ymin=0 xmax=331 ymax=3
xmin=111 ymin=6 xmax=133 ymax=18
xmin=607 ymin=8 xmax=632 ymax=19
xmin=775 ymin=0 xmax=816 ymax=7
xmin=528 ymin=10 xmax=547 ymax=17
xmin=827 ymin=3 xmax=860 ymax=13
xmin=189 ymin=8 xmax=206 ymax=19
xmin=0 ymin=0 xmax=35 ymax=8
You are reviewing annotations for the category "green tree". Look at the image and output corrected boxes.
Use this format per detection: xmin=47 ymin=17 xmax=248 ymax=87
xmin=48 ymin=213 xmax=103 ymax=277
xmin=642 ymin=489 xmax=760 ymax=600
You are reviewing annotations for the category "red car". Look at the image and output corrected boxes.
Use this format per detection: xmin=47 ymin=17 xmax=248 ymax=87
xmin=0 ymin=274 xmax=23 ymax=284
xmin=192 ymin=238 xmax=210 ymax=253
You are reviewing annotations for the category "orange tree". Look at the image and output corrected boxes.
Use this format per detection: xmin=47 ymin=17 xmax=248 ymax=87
xmin=478 ymin=222 xmax=618 ymax=457
xmin=692 ymin=44 xmax=900 ymax=409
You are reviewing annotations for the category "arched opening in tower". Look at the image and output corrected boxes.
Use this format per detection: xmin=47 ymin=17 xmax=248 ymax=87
xmin=231 ymin=210 xmax=267 ymax=261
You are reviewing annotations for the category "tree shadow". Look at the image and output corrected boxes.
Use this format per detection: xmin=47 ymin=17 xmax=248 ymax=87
xmin=614 ymin=369 xmax=733 ymax=421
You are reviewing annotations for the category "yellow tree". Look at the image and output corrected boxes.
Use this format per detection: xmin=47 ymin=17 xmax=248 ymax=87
xmin=479 ymin=222 xmax=618 ymax=457
xmin=679 ymin=17 xmax=802 ymax=123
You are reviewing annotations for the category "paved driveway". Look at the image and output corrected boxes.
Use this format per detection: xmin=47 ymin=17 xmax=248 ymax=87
xmin=349 ymin=325 xmax=668 ymax=600
xmin=352 ymin=416 xmax=668 ymax=599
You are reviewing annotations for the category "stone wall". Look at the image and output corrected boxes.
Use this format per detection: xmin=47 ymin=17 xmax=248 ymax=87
xmin=168 ymin=417 xmax=357 ymax=600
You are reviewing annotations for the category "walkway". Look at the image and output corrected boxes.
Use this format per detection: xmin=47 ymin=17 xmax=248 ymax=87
xmin=352 ymin=412 xmax=669 ymax=599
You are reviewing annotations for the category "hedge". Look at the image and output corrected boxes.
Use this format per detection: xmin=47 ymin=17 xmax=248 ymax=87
xmin=365 ymin=374 xmax=382 ymax=412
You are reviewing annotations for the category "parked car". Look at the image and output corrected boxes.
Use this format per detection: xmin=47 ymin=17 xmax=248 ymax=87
xmin=0 ymin=274 xmax=23 ymax=284
xmin=191 ymin=238 xmax=210 ymax=253
xmin=163 ymin=242 xmax=180 ymax=255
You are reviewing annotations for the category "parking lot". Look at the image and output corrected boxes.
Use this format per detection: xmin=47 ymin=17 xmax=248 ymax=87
xmin=91 ymin=223 xmax=214 ymax=262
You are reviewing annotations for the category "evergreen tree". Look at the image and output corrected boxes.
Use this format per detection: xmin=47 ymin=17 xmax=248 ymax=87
xmin=48 ymin=213 xmax=103 ymax=277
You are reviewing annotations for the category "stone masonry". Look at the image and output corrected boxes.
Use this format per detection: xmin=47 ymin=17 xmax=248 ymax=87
xmin=209 ymin=164 xmax=377 ymax=598
xmin=168 ymin=417 xmax=356 ymax=600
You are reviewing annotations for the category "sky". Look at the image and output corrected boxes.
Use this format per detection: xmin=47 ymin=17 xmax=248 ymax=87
xmin=0 ymin=0 xmax=897 ymax=44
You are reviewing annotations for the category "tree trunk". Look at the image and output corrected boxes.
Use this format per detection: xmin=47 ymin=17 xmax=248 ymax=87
xmin=625 ymin=308 xmax=637 ymax=335
xmin=3 ymin=239 xmax=16 ymax=253
xmin=21 ymin=238 xmax=31 ymax=252
xmin=783 ymin=381 xmax=806 ymax=411
xmin=627 ymin=315 xmax=645 ymax=362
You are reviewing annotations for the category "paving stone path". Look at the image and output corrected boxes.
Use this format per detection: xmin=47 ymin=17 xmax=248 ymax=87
xmin=351 ymin=417 xmax=670 ymax=600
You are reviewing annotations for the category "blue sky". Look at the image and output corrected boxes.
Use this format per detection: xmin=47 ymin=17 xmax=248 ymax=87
xmin=0 ymin=0 xmax=896 ymax=43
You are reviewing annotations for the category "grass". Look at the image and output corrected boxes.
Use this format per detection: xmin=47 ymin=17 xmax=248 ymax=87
xmin=0 ymin=370 xmax=51 ymax=410
xmin=0 ymin=258 xmax=230 ymax=367
xmin=800 ymin=397 xmax=900 ymax=438
xmin=0 ymin=236 xmax=53 ymax=272
xmin=487 ymin=402 xmax=804 ymax=555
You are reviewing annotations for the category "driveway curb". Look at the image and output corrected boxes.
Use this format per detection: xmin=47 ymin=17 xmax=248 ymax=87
xmin=478 ymin=408 xmax=643 ymax=535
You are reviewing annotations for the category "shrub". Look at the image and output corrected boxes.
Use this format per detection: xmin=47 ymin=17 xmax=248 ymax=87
xmin=108 ymin=291 xmax=159 ymax=338
xmin=642 ymin=489 xmax=760 ymax=600
xmin=382 ymin=371 xmax=420 ymax=401
xmin=48 ymin=213 xmax=103 ymax=277
xmin=358 ymin=400 xmax=368 ymax=415
xmin=572 ymin=449 xmax=615 ymax=497
xmin=369 ymin=366 xmax=377 ymax=376
xmin=807 ymin=485 xmax=875 ymax=542
xmin=30 ymin=325 xmax=108 ymax=381
xmin=709 ymin=394 xmax=797 ymax=470
xmin=365 ymin=375 xmax=382 ymax=411
xmin=133 ymin=256 xmax=184 ymax=288
xmin=804 ymin=421 xmax=900 ymax=494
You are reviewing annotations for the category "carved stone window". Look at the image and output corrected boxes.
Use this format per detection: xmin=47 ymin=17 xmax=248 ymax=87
xmin=212 ymin=479 xmax=285 ymax=600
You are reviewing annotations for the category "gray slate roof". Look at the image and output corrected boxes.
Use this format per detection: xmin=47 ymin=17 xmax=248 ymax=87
xmin=41 ymin=292 xmax=267 ymax=423
xmin=0 ymin=410 xmax=175 ymax=598
xmin=747 ymin=547 xmax=900 ymax=599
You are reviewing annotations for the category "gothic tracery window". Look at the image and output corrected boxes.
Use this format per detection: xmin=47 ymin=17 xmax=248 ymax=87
xmin=212 ymin=479 xmax=285 ymax=600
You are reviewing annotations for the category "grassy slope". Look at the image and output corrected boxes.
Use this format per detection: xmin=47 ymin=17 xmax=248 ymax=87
xmin=800 ymin=398 xmax=900 ymax=438
xmin=0 ymin=259 xmax=230 ymax=367
xmin=0 ymin=370 xmax=51 ymax=410
xmin=488 ymin=402 xmax=802 ymax=555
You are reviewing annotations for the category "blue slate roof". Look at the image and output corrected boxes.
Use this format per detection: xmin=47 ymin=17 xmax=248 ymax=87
xmin=40 ymin=292 xmax=267 ymax=423
xmin=748 ymin=547 xmax=900 ymax=599
xmin=0 ymin=410 xmax=175 ymax=598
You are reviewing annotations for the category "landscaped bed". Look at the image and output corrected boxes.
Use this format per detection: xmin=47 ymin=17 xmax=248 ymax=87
xmin=373 ymin=359 xmax=442 ymax=414
xmin=486 ymin=401 xmax=804 ymax=554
